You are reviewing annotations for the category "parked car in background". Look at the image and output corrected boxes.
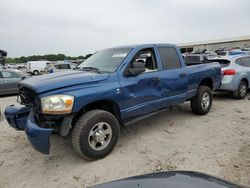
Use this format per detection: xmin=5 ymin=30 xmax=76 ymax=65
xmin=42 ymin=61 xmax=78 ymax=74
xmin=217 ymin=50 xmax=246 ymax=57
xmin=26 ymin=61 xmax=50 ymax=75
xmin=0 ymin=70 xmax=28 ymax=95
xmin=209 ymin=55 xmax=250 ymax=99
xmin=4 ymin=44 xmax=221 ymax=160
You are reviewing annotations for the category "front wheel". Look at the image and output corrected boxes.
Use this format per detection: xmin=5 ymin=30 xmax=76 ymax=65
xmin=72 ymin=110 xmax=120 ymax=160
xmin=191 ymin=86 xmax=212 ymax=115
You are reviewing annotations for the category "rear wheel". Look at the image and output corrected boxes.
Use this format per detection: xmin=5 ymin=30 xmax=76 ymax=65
xmin=33 ymin=70 xmax=39 ymax=75
xmin=72 ymin=110 xmax=120 ymax=160
xmin=233 ymin=81 xmax=247 ymax=99
xmin=191 ymin=86 xmax=212 ymax=115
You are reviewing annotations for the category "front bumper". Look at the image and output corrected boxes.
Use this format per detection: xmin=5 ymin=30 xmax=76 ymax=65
xmin=4 ymin=105 xmax=53 ymax=154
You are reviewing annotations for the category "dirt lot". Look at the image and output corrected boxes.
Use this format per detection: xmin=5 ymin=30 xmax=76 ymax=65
xmin=0 ymin=93 xmax=250 ymax=188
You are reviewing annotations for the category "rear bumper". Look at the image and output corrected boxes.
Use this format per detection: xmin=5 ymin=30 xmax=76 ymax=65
xmin=4 ymin=105 xmax=53 ymax=154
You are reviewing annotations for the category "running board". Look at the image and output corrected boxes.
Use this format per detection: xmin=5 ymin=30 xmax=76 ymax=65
xmin=123 ymin=108 xmax=170 ymax=126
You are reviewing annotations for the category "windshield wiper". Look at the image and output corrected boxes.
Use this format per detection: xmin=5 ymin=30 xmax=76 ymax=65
xmin=80 ymin=67 xmax=103 ymax=74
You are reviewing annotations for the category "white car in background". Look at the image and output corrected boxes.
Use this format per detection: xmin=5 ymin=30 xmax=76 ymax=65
xmin=42 ymin=62 xmax=78 ymax=74
xmin=26 ymin=61 xmax=50 ymax=75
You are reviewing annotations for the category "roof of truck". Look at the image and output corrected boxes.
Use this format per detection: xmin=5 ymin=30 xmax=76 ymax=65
xmin=107 ymin=43 xmax=178 ymax=49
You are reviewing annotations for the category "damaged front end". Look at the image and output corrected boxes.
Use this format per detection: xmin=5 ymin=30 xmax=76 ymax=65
xmin=4 ymin=105 xmax=53 ymax=154
xmin=4 ymin=86 xmax=54 ymax=154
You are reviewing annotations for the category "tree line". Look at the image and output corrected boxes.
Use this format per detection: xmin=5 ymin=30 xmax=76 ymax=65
xmin=5 ymin=53 xmax=92 ymax=64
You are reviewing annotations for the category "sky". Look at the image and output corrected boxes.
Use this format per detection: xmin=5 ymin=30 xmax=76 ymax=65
xmin=1 ymin=0 xmax=250 ymax=57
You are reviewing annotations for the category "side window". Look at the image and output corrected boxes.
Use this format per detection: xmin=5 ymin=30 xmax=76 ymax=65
xmin=1 ymin=71 xmax=20 ymax=78
xmin=60 ymin=64 xmax=71 ymax=69
xmin=244 ymin=57 xmax=250 ymax=67
xmin=131 ymin=48 xmax=158 ymax=73
xmin=236 ymin=58 xmax=250 ymax=67
xmin=158 ymin=47 xmax=181 ymax=70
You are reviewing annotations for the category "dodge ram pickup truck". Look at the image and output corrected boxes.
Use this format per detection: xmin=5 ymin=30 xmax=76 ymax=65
xmin=4 ymin=44 xmax=221 ymax=160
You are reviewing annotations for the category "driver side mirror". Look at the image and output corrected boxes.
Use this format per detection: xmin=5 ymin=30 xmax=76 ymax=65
xmin=126 ymin=62 xmax=145 ymax=76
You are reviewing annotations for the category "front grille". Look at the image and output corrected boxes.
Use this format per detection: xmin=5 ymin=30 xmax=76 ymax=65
xmin=18 ymin=85 xmax=37 ymax=106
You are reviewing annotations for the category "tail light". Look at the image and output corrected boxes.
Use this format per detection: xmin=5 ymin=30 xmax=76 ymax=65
xmin=221 ymin=69 xmax=236 ymax=75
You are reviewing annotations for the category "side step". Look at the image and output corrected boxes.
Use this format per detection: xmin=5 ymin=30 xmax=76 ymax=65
xmin=123 ymin=107 xmax=170 ymax=126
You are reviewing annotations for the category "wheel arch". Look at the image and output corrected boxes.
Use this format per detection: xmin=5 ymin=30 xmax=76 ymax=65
xmin=73 ymin=99 xmax=121 ymax=126
xmin=199 ymin=78 xmax=213 ymax=90
xmin=241 ymin=78 xmax=249 ymax=88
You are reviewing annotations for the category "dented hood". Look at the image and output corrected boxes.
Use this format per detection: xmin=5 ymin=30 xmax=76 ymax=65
xmin=20 ymin=70 xmax=109 ymax=93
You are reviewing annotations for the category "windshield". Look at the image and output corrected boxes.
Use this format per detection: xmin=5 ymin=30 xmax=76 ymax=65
xmin=79 ymin=48 xmax=132 ymax=72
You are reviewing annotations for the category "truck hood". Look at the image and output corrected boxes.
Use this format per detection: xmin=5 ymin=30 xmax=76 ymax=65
xmin=21 ymin=70 xmax=110 ymax=93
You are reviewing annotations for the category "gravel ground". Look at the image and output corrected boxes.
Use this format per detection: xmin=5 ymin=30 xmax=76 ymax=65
xmin=0 ymin=93 xmax=250 ymax=188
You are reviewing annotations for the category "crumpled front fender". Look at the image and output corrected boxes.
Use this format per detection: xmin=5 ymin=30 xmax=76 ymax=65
xmin=25 ymin=115 xmax=53 ymax=154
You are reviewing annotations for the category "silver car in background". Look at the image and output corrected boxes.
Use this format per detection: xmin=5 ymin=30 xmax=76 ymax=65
xmin=209 ymin=55 xmax=250 ymax=99
xmin=0 ymin=70 xmax=27 ymax=95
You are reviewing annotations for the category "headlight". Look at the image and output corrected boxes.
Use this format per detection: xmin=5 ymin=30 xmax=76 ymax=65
xmin=41 ymin=95 xmax=74 ymax=115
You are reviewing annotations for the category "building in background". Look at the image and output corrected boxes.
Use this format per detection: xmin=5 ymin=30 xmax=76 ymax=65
xmin=179 ymin=35 xmax=250 ymax=53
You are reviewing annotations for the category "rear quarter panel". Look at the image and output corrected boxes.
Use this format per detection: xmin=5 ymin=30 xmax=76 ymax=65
xmin=185 ymin=62 xmax=221 ymax=99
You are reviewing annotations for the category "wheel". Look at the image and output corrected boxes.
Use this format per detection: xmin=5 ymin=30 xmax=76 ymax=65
xmin=191 ymin=86 xmax=212 ymax=115
xmin=72 ymin=110 xmax=120 ymax=160
xmin=33 ymin=70 xmax=39 ymax=75
xmin=233 ymin=81 xmax=247 ymax=99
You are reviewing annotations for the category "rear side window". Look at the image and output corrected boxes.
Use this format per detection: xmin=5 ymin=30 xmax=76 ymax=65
xmin=55 ymin=64 xmax=71 ymax=69
xmin=208 ymin=59 xmax=231 ymax=68
xmin=184 ymin=55 xmax=201 ymax=65
xmin=236 ymin=57 xmax=250 ymax=67
xmin=158 ymin=47 xmax=181 ymax=70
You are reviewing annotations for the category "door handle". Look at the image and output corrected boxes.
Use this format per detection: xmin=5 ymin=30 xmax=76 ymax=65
xmin=151 ymin=77 xmax=160 ymax=81
xmin=179 ymin=73 xmax=187 ymax=78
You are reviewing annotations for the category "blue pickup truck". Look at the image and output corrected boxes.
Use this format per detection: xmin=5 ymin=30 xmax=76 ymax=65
xmin=4 ymin=44 xmax=221 ymax=160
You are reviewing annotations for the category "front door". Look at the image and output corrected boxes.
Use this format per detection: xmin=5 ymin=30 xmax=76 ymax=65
xmin=119 ymin=47 xmax=163 ymax=119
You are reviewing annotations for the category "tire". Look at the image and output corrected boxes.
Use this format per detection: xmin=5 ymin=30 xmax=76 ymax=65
xmin=33 ymin=70 xmax=39 ymax=75
xmin=191 ymin=86 xmax=212 ymax=115
xmin=72 ymin=110 xmax=120 ymax=160
xmin=232 ymin=81 xmax=247 ymax=99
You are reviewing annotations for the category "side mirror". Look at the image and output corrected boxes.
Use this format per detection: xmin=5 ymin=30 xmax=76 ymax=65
xmin=127 ymin=62 xmax=145 ymax=76
xmin=21 ymin=75 xmax=26 ymax=80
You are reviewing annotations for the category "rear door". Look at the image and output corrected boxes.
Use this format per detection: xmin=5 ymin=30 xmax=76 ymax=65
xmin=155 ymin=46 xmax=188 ymax=107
